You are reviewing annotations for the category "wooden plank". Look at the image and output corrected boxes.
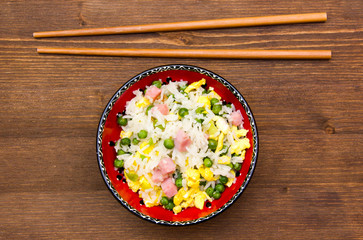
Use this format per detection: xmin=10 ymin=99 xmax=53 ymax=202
xmin=0 ymin=0 xmax=362 ymax=239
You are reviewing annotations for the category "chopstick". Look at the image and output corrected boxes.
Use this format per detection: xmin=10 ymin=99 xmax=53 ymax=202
xmin=36 ymin=47 xmax=332 ymax=60
xmin=33 ymin=12 xmax=327 ymax=38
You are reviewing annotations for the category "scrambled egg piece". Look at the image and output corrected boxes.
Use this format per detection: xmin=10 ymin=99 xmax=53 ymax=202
xmin=139 ymin=141 xmax=154 ymax=154
xmin=226 ymin=170 xmax=236 ymax=187
xmin=232 ymin=126 xmax=248 ymax=139
xmin=218 ymin=155 xmax=231 ymax=164
xmin=140 ymin=187 xmax=162 ymax=207
xmin=207 ymin=121 xmax=219 ymax=139
xmin=173 ymin=205 xmax=182 ymax=214
xmin=199 ymin=167 xmax=216 ymax=181
xmin=230 ymin=138 xmax=250 ymax=155
xmin=173 ymin=188 xmax=187 ymax=206
xmin=197 ymin=96 xmax=211 ymax=109
xmin=215 ymin=133 xmax=224 ymax=153
xmin=194 ymin=191 xmax=207 ymax=210
xmin=207 ymin=90 xmax=221 ymax=100
xmin=136 ymin=97 xmax=151 ymax=108
xmin=139 ymin=176 xmax=152 ymax=190
xmin=186 ymin=168 xmax=200 ymax=188
xmin=213 ymin=116 xmax=229 ymax=134
xmin=120 ymin=131 xmax=133 ymax=138
xmin=184 ymin=78 xmax=206 ymax=93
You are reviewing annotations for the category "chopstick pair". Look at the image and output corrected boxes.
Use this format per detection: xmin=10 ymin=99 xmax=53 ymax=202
xmin=34 ymin=12 xmax=331 ymax=60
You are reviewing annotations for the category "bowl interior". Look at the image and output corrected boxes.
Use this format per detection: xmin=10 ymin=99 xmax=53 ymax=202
xmin=97 ymin=65 xmax=258 ymax=225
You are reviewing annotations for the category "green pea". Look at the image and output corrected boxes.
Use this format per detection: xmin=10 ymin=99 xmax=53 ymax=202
xmin=132 ymin=138 xmax=140 ymax=145
xmin=178 ymin=108 xmax=189 ymax=117
xmin=203 ymin=157 xmax=213 ymax=168
xmin=206 ymin=187 xmax=214 ymax=197
xmin=117 ymin=149 xmax=125 ymax=155
xmin=215 ymin=183 xmax=225 ymax=193
xmin=212 ymin=191 xmax=221 ymax=199
xmin=117 ymin=117 xmax=128 ymax=126
xmin=212 ymin=104 xmax=222 ymax=114
xmin=138 ymin=130 xmax=148 ymax=139
xmin=160 ymin=196 xmax=169 ymax=206
xmin=146 ymin=105 xmax=154 ymax=115
xmin=210 ymin=98 xmax=219 ymax=106
xmin=163 ymin=138 xmax=174 ymax=149
xmin=175 ymin=178 xmax=183 ymax=188
xmin=121 ymin=137 xmax=131 ymax=146
xmin=208 ymin=139 xmax=218 ymax=151
xmin=165 ymin=202 xmax=175 ymax=210
xmin=219 ymin=176 xmax=228 ymax=185
xmin=152 ymin=80 xmax=162 ymax=88
xmin=114 ymin=159 xmax=124 ymax=168
xmin=195 ymin=107 xmax=205 ymax=114
xmin=233 ymin=162 xmax=242 ymax=171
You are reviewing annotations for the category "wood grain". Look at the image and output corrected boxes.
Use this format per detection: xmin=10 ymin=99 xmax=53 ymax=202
xmin=0 ymin=0 xmax=362 ymax=239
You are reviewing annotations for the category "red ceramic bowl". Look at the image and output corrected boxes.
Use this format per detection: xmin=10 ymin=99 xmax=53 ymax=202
xmin=96 ymin=64 xmax=258 ymax=225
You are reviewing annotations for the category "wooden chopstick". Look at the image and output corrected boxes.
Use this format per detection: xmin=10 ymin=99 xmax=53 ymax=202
xmin=37 ymin=47 xmax=332 ymax=60
xmin=33 ymin=12 xmax=327 ymax=38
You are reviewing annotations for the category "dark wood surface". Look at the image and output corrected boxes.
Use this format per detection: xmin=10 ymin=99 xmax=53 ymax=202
xmin=1 ymin=0 xmax=362 ymax=239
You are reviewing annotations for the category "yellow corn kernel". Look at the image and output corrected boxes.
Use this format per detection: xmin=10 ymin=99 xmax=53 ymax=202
xmin=184 ymin=78 xmax=206 ymax=93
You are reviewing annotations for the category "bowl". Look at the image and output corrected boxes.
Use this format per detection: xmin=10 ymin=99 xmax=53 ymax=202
xmin=96 ymin=64 xmax=258 ymax=225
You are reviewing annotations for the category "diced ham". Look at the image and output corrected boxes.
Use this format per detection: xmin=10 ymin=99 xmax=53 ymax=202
xmin=145 ymin=85 xmax=161 ymax=101
xmin=230 ymin=110 xmax=243 ymax=126
xmin=174 ymin=129 xmax=192 ymax=152
xmin=161 ymin=178 xmax=178 ymax=198
xmin=152 ymin=104 xmax=169 ymax=115
xmin=158 ymin=157 xmax=175 ymax=175
xmin=152 ymin=168 xmax=167 ymax=183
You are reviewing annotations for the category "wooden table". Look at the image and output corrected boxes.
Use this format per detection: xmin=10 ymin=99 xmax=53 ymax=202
xmin=1 ymin=0 xmax=362 ymax=239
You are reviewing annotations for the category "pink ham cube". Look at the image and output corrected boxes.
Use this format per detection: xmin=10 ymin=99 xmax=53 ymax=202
xmin=230 ymin=110 xmax=243 ymax=126
xmin=161 ymin=178 xmax=178 ymax=198
xmin=152 ymin=104 xmax=169 ymax=115
xmin=174 ymin=129 xmax=192 ymax=152
xmin=145 ymin=85 xmax=161 ymax=101
xmin=158 ymin=157 xmax=175 ymax=175
xmin=152 ymin=168 xmax=167 ymax=184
